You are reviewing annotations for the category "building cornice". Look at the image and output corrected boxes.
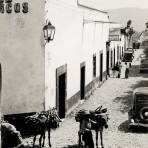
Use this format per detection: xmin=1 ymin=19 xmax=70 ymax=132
xmin=77 ymin=0 xmax=108 ymax=14
xmin=84 ymin=19 xmax=118 ymax=24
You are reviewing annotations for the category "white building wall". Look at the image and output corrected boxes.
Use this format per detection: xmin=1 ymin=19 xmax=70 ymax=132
xmin=81 ymin=22 xmax=94 ymax=85
xmin=45 ymin=0 xmax=109 ymax=112
xmin=81 ymin=8 xmax=109 ymax=86
xmin=94 ymin=23 xmax=103 ymax=76
xmin=45 ymin=0 xmax=83 ymax=109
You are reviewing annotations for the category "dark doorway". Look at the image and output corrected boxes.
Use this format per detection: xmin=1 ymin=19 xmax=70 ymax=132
xmin=80 ymin=64 xmax=85 ymax=100
xmin=119 ymin=46 xmax=121 ymax=60
xmin=100 ymin=53 xmax=103 ymax=81
xmin=111 ymin=50 xmax=113 ymax=68
xmin=114 ymin=48 xmax=116 ymax=66
xmin=106 ymin=50 xmax=109 ymax=75
xmin=122 ymin=47 xmax=124 ymax=58
xmin=117 ymin=46 xmax=119 ymax=61
xmin=93 ymin=54 xmax=96 ymax=78
xmin=56 ymin=65 xmax=67 ymax=119
xmin=58 ymin=73 xmax=66 ymax=118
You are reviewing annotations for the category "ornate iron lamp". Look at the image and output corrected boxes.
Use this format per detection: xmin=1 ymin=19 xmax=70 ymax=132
xmin=43 ymin=21 xmax=55 ymax=43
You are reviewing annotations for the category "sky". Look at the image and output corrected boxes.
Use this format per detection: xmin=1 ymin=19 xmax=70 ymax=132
xmin=80 ymin=0 xmax=148 ymax=10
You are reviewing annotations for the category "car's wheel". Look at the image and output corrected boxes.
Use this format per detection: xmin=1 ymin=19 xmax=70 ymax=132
xmin=139 ymin=107 xmax=148 ymax=123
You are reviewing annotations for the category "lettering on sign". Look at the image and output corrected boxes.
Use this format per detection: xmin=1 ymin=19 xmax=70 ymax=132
xmin=14 ymin=3 xmax=20 ymax=13
xmin=0 ymin=0 xmax=28 ymax=14
xmin=6 ymin=2 xmax=12 ymax=13
xmin=0 ymin=2 xmax=4 ymax=13
xmin=22 ymin=2 xmax=28 ymax=13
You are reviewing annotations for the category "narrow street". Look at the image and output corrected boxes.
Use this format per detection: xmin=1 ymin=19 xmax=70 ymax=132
xmin=1 ymin=1 xmax=148 ymax=148
xmin=26 ymin=49 xmax=148 ymax=148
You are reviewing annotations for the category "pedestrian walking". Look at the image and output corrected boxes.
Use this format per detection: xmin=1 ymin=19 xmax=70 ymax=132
xmin=125 ymin=62 xmax=129 ymax=78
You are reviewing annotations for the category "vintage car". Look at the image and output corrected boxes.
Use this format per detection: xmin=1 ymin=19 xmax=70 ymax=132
xmin=126 ymin=47 xmax=134 ymax=54
xmin=122 ymin=50 xmax=133 ymax=62
xmin=122 ymin=50 xmax=134 ymax=67
xmin=128 ymin=87 xmax=148 ymax=128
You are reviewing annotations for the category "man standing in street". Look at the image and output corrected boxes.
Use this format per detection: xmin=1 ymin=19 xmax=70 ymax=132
xmin=125 ymin=62 xmax=129 ymax=78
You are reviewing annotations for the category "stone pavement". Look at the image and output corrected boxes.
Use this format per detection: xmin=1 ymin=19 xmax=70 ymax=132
xmin=25 ymin=49 xmax=148 ymax=148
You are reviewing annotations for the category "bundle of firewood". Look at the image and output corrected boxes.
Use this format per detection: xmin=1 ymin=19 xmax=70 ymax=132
xmin=75 ymin=106 xmax=108 ymax=122
xmin=25 ymin=108 xmax=61 ymax=131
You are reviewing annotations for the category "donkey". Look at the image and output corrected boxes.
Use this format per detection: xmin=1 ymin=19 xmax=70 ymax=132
xmin=91 ymin=113 xmax=109 ymax=148
xmin=46 ymin=108 xmax=62 ymax=147
xmin=25 ymin=108 xmax=61 ymax=148
xmin=89 ymin=106 xmax=109 ymax=148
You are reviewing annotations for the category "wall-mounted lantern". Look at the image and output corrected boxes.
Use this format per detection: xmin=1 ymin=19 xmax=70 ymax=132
xmin=43 ymin=21 xmax=55 ymax=43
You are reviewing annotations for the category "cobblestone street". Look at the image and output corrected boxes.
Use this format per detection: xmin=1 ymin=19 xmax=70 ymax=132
xmin=25 ymin=49 xmax=148 ymax=148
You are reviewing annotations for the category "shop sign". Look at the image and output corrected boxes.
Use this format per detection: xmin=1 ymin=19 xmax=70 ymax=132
xmin=0 ymin=0 xmax=28 ymax=14
xmin=109 ymin=35 xmax=120 ymax=41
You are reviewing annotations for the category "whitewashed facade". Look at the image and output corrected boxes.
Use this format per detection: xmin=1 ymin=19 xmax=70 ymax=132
xmin=45 ymin=0 xmax=110 ymax=118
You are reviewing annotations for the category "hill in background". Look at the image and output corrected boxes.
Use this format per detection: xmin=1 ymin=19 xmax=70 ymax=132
xmin=107 ymin=8 xmax=148 ymax=32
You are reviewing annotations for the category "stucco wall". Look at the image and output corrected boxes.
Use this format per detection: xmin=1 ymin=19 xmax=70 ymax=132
xmin=0 ymin=0 xmax=45 ymax=115
xmin=45 ymin=0 xmax=83 ymax=109
xmin=45 ymin=0 xmax=109 ymax=111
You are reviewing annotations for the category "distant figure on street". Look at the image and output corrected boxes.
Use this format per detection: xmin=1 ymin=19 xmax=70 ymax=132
xmin=125 ymin=62 xmax=129 ymax=78
xmin=113 ymin=62 xmax=120 ymax=78
xmin=111 ymin=63 xmax=117 ymax=78
xmin=118 ymin=62 xmax=122 ymax=78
